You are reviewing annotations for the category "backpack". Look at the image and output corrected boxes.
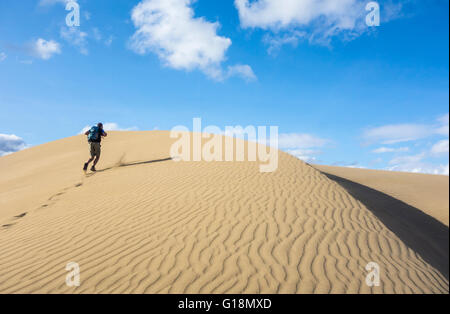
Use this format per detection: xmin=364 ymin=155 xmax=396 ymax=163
xmin=87 ymin=126 xmax=101 ymax=142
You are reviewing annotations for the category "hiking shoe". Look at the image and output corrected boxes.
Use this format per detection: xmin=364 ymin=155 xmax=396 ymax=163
xmin=91 ymin=166 xmax=97 ymax=172
xmin=83 ymin=163 xmax=88 ymax=171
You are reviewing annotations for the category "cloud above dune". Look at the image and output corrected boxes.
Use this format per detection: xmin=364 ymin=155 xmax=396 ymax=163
xmin=0 ymin=134 xmax=27 ymax=156
xmin=221 ymin=128 xmax=327 ymax=163
xmin=129 ymin=0 xmax=255 ymax=81
xmin=363 ymin=124 xmax=432 ymax=145
xmin=363 ymin=114 xmax=449 ymax=145
xmin=285 ymin=149 xmax=322 ymax=163
xmin=372 ymin=147 xmax=410 ymax=154
xmin=387 ymin=153 xmax=449 ymax=175
xmin=436 ymin=113 xmax=449 ymax=137
xmin=278 ymin=133 xmax=329 ymax=149
xmin=278 ymin=133 xmax=329 ymax=163
xmin=0 ymin=52 xmax=7 ymax=62
xmin=80 ymin=123 xmax=138 ymax=134
xmin=431 ymin=139 xmax=449 ymax=156
xmin=331 ymin=161 xmax=367 ymax=168
xmin=364 ymin=113 xmax=449 ymax=175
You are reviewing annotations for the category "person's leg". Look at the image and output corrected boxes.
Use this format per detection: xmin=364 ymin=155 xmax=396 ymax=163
xmin=91 ymin=156 xmax=99 ymax=171
xmin=84 ymin=143 xmax=96 ymax=170
xmin=90 ymin=143 xmax=101 ymax=171
xmin=93 ymin=156 xmax=99 ymax=167
xmin=84 ymin=156 xmax=94 ymax=171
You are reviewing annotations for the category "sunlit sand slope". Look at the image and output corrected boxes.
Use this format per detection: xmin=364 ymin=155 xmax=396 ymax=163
xmin=0 ymin=131 xmax=448 ymax=293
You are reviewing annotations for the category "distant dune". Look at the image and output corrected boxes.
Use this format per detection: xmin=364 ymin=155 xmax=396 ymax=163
xmin=315 ymin=165 xmax=449 ymax=226
xmin=0 ymin=131 xmax=448 ymax=293
xmin=315 ymin=165 xmax=449 ymax=288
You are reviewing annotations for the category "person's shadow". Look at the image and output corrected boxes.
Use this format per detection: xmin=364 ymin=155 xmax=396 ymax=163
xmin=85 ymin=157 xmax=173 ymax=176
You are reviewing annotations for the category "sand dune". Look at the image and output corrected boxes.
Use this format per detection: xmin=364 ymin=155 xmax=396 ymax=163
xmin=0 ymin=131 xmax=448 ymax=293
xmin=315 ymin=165 xmax=449 ymax=226
xmin=315 ymin=165 xmax=449 ymax=285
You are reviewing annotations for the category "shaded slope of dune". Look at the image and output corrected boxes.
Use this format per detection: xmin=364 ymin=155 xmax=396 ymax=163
xmin=0 ymin=132 xmax=448 ymax=293
xmin=315 ymin=165 xmax=449 ymax=226
xmin=318 ymin=173 xmax=449 ymax=281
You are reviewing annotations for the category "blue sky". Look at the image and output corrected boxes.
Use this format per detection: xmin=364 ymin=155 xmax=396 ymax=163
xmin=0 ymin=0 xmax=448 ymax=174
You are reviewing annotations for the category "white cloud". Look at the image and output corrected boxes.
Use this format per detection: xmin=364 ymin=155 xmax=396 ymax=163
xmin=387 ymin=153 xmax=449 ymax=175
xmin=344 ymin=164 xmax=367 ymax=169
xmin=436 ymin=113 xmax=449 ymax=137
xmin=389 ymin=153 xmax=426 ymax=166
xmin=235 ymin=0 xmax=402 ymax=47
xmin=285 ymin=149 xmax=321 ymax=163
xmin=235 ymin=0 xmax=406 ymax=50
xmin=235 ymin=0 xmax=363 ymax=30
xmin=278 ymin=133 xmax=329 ymax=162
xmin=39 ymin=0 xmax=70 ymax=5
xmin=364 ymin=124 xmax=432 ymax=145
xmin=226 ymin=65 xmax=257 ymax=81
xmin=33 ymin=38 xmax=61 ymax=60
xmin=364 ymin=114 xmax=450 ymax=145
xmin=388 ymin=163 xmax=449 ymax=176
xmin=80 ymin=123 xmax=138 ymax=134
xmin=372 ymin=146 xmax=410 ymax=154
xmin=365 ymin=114 xmax=449 ymax=175
xmin=331 ymin=161 xmax=366 ymax=168
xmin=60 ymin=27 xmax=88 ymax=55
xmin=224 ymin=131 xmax=328 ymax=162
xmin=102 ymin=123 xmax=138 ymax=132
xmin=443 ymin=165 xmax=450 ymax=176
xmin=0 ymin=134 xmax=27 ymax=156
xmin=278 ymin=133 xmax=328 ymax=149
xmin=263 ymin=30 xmax=307 ymax=54
xmin=431 ymin=139 xmax=449 ymax=155
xmin=0 ymin=52 xmax=7 ymax=62
xmin=129 ymin=0 xmax=254 ymax=81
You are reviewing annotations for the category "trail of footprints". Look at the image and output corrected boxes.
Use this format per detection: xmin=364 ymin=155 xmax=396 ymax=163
xmin=2 ymin=182 xmax=84 ymax=230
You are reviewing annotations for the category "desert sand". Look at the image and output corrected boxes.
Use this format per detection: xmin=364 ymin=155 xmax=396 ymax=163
xmin=315 ymin=165 xmax=449 ymax=226
xmin=0 ymin=131 xmax=448 ymax=293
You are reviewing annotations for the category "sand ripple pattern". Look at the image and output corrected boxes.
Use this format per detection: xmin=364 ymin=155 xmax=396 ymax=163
xmin=0 ymin=132 xmax=447 ymax=293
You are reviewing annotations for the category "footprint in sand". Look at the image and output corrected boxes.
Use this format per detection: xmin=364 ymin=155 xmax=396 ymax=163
xmin=1 ymin=212 xmax=28 ymax=230
xmin=48 ymin=192 xmax=65 ymax=201
xmin=2 ymin=223 xmax=16 ymax=229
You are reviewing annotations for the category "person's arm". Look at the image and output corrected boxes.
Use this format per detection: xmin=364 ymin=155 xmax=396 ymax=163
xmin=84 ymin=130 xmax=90 ymax=136
xmin=102 ymin=130 xmax=108 ymax=137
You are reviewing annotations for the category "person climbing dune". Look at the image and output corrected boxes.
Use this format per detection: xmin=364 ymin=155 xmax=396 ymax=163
xmin=83 ymin=123 xmax=107 ymax=172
